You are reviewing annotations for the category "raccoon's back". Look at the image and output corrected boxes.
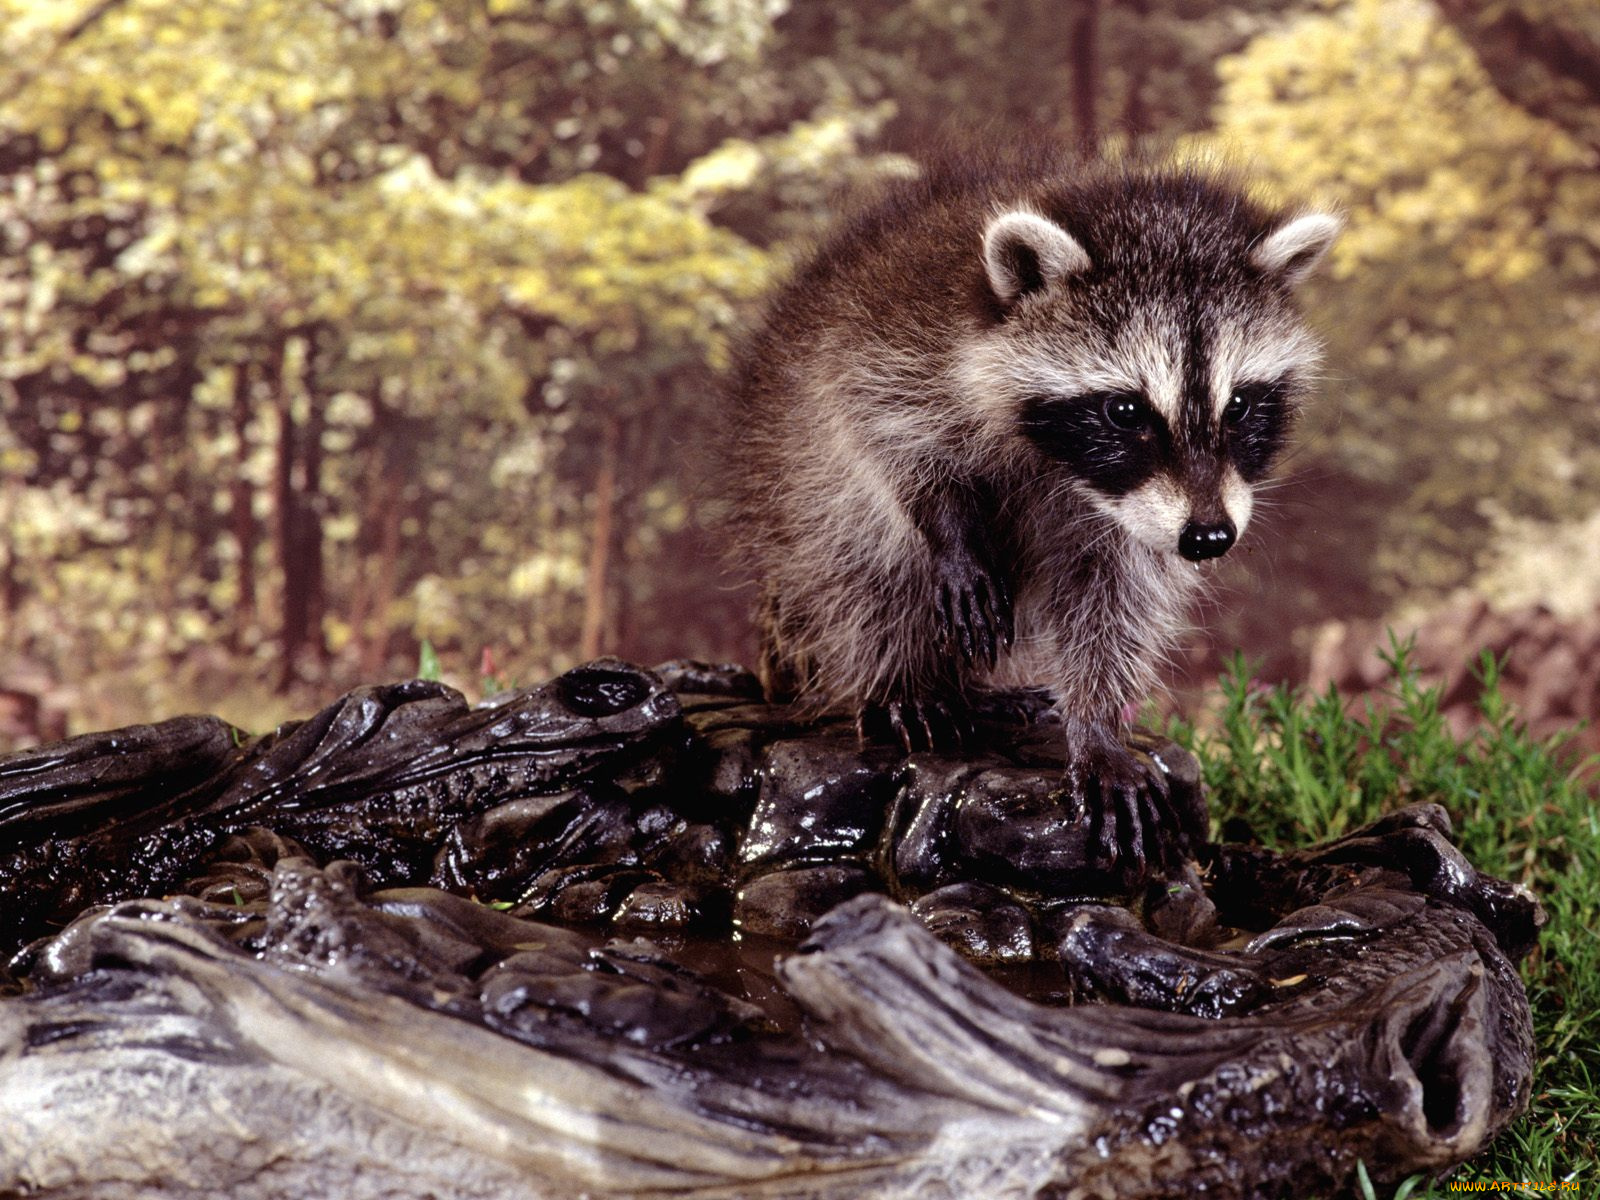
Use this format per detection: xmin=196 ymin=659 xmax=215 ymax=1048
xmin=721 ymin=155 xmax=1057 ymax=548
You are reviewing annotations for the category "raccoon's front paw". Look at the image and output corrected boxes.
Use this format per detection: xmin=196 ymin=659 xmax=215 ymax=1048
xmin=1061 ymin=726 xmax=1191 ymax=882
xmin=856 ymin=695 xmax=971 ymax=753
xmin=933 ymin=555 xmax=1013 ymax=670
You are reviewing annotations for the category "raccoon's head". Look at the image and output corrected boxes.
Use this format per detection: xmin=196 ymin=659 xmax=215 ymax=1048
xmin=963 ymin=172 xmax=1340 ymax=563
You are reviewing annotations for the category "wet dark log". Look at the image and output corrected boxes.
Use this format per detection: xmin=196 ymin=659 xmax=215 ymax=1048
xmin=0 ymin=659 xmax=1543 ymax=1198
xmin=0 ymin=664 xmax=677 ymax=956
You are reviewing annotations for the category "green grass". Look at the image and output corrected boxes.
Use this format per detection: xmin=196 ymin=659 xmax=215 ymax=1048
xmin=1172 ymin=640 xmax=1599 ymax=1198
xmin=417 ymin=638 xmax=443 ymax=682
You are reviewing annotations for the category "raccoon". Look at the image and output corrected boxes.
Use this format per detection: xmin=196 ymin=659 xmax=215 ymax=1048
xmin=722 ymin=152 xmax=1339 ymax=868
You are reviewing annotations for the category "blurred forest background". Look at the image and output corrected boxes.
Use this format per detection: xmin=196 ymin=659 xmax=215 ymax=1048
xmin=2 ymin=0 xmax=1599 ymax=748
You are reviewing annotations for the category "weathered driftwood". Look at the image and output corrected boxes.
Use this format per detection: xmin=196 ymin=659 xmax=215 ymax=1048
xmin=0 ymin=660 xmax=1542 ymax=1198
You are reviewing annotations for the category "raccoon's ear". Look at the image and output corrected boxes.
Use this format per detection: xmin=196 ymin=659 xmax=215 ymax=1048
xmin=1251 ymin=212 xmax=1342 ymax=285
xmin=982 ymin=210 xmax=1092 ymax=306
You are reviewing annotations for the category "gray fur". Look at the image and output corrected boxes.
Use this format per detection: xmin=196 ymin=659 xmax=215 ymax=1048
xmin=723 ymin=153 xmax=1337 ymax=730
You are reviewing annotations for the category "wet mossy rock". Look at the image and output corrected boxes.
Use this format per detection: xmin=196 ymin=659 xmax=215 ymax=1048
xmin=0 ymin=658 xmax=1544 ymax=1199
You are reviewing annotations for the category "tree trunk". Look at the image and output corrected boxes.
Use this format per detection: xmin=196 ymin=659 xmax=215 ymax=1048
xmin=1120 ymin=0 xmax=1152 ymax=139
xmin=0 ymin=477 xmax=16 ymax=649
xmin=579 ymin=414 xmax=621 ymax=661
xmin=361 ymin=467 xmax=404 ymax=679
xmin=272 ymin=336 xmax=311 ymax=693
xmin=359 ymin=396 xmax=406 ymax=680
xmin=301 ymin=343 xmax=327 ymax=667
xmin=1071 ymin=0 xmax=1100 ymax=151
xmin=347 ymin=413 xmax=378 ymax=674
xmin=228 ymin=361 xmax=258 ymax=652
xmin=1433 ymin=0 xmax=1600 ymax=154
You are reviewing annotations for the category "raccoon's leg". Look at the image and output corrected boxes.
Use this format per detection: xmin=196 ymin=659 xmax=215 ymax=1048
xmin=755 ymin=589 xmax=818 ymax=703
xmin=915 ymin=479 xmax=1015 ymax=672
xmin=1041 ymin=573 xmax=1201 ymax=879
xmin=855 ymin=481 xmax=1015 ymax=752
xmin=1060 ymin=714 xmax=1196 ymax=879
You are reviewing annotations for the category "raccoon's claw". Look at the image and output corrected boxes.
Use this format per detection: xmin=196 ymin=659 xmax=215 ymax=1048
xmin=934 ymin=561 xmax=1014 ymax=670
xmin=1061 ymin=728 xmax=1185 ymax=882
xmin=857 ymin=696 xmax=970 ymax=753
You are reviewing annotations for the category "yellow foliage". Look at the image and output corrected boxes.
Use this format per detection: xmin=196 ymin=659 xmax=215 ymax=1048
xmin=1198 ymin=0 xmax=1600 ymax=602
xmin=1207 ymin=0 xmax=1591 ymax=287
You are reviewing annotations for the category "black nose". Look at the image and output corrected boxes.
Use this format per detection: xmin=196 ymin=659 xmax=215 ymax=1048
xmin=1178 ymin=519 xmax=1236 ymax=562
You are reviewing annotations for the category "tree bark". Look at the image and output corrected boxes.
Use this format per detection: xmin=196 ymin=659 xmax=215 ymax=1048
xmin=1119 ymin=0 xmax=1152 ymax=139
xmin=579 ymin=414 xmax=621 ymax=661
xmin=271 ymin=336 xmax=314 ymax=693
xmin=1070 ymin=0 xmax=1100 ymax=151
xmin=361 ymin=468 xmax=404 ymax=679
xmin=301 ymin=342 xmax=327 ymax=667
xmin=358 ymin=395 xmax=406 ymax=680
xmin=228 ymin=361 xmax=258 ymax=652
xmin=0 ymin=477 xmax=16 ymax=649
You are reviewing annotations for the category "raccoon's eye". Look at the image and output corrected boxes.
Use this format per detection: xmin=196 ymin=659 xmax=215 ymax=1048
xmin=1102 ymin=393 xmax=1151 ymax=432
xmin=1225 ymin=382 xmax=1277 ymax=427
